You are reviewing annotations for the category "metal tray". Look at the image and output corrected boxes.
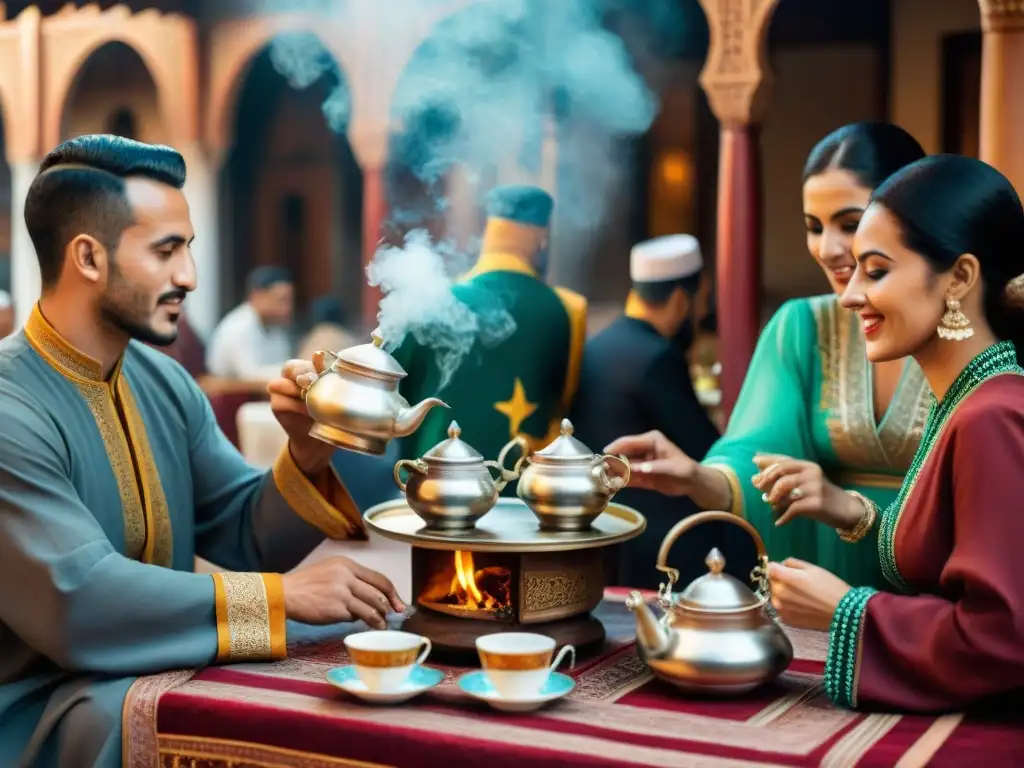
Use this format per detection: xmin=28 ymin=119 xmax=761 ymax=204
xmin=363 ymin=498 xmax=646 ymax=553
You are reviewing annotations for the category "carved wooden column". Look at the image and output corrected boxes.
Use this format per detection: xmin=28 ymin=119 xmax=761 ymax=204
xmin=979 ymin=1 xmax=1024 ymax=194
xmin=351 ymin=128 xmax=389 ymax=332
xmin=696 ymin=0 xmax=779 ymax=417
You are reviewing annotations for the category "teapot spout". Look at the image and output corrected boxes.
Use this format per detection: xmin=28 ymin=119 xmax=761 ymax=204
xmin=625 ymin=591 xmax=669 ymax=658
xmin=394 ymin=397 xmax=449 ymax=438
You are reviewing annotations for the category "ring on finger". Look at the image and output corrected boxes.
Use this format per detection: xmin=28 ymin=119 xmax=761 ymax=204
xmin=788 ymin=487 xmax=804 ymax=502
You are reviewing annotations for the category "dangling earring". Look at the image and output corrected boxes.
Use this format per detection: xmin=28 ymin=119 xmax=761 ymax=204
xmin=937 ymin=298 xmax=974 ymax=341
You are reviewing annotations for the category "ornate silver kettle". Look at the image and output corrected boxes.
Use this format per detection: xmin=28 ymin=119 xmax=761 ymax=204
xmin=301 ymin=329 xmax=448 ymax=456
xmin=393 ymin=422 xmax=525 ymax=530
xmin=625 ymin=511 xmax=793 ymax=694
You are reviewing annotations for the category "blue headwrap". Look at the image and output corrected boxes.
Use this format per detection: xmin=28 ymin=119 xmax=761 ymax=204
xmin=485 ymin=185 xmax=553 ymax=228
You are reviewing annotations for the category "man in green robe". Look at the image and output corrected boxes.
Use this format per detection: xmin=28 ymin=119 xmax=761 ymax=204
xmin=394 ymin=185 xmax=587 ymax=474
xmin=0 ymin=135 xmax=404 ymax=768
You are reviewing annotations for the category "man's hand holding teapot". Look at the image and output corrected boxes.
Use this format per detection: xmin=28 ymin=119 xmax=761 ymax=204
xmin=267 ymin=359 xmax=333 ymax=476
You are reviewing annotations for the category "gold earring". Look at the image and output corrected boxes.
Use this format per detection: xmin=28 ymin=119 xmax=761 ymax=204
xmin=937 ymin=298 xmax=973 ymax=341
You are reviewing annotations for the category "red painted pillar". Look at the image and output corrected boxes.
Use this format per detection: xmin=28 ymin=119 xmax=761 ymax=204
xmin=715 ymin=125 xmax=762 ymax=415
xmin=696 ymin=0 xmax=779 ymax=419
xmin=361 ymin=165 xmax=386 ymax=332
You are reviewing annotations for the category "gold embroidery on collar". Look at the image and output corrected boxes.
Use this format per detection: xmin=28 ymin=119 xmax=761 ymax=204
xmin=118 ymin=379 xmax=173 ymax=567
xmin=25 ymin=303 xmax=107 ymax=382
xmin=624 ymin=290 xmax=646 ymax=319
xmin=26 ymin=302 xmax=171 ymax=564
xmin=77 ymin=383 xmax=147 ymax=559
xmin=463 ymin=251 xmax=538 ymax=280
xmin=812 ymin=296 xmax=929 ymax=473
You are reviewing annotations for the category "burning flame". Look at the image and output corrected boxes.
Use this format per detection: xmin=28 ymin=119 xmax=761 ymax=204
xmin=453 ymin=550 xmax=486 ymax=605
xmin=420 ymin=550 xmax=511 ymax=614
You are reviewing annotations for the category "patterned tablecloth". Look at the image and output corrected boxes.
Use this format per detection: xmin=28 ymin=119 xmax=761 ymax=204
xmin=124 ymin=590 xmax=1024 ymax=767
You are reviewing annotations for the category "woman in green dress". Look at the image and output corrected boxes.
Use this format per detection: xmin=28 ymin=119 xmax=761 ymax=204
xmin=607 ymin=122 xmax=929 ymax=590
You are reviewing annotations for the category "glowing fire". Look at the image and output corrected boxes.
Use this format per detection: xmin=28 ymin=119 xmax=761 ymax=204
xmin=419 ymin=550 xmax=511 ymax=613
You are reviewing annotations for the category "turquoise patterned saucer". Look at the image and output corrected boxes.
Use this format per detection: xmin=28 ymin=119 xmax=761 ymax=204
xmin=326 ymin=665 xmax=443 ymax=704
xmin=457 ymin=670 xmax=575 ymax=712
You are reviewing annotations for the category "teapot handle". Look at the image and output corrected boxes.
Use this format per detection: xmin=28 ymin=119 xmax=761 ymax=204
xmin=311 ymin=350 xmax=339 ymax=375
xmin=302 ymin=350 xmax=339 ymax=400
xmin=392 ymin=459 xmax=427 ymax=493
xmin=654 ymin=510 xmax=771 ymax=605
xmin=597 ymin=454 xmax=631 ymax=493
xmin=497 ymin=434 xmax=530 ymax=477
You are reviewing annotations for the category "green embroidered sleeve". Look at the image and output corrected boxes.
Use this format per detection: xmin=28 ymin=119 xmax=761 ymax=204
xmin=824 ymin=586 xmax=878 ymax=708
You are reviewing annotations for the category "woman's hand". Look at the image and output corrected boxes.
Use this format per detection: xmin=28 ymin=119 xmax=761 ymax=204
xmin=767 ymin=558 xmax=850 ymax=631
xmin=603 ymin=430 xmax=696 ymax=496
xmin=752 ymin=454 xmax=861 ymax=530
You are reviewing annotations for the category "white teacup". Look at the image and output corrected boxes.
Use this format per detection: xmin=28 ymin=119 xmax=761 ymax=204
xmin=344 ymin=630 xmax=432 ymax=693
xmin=476 ymin=632 xmax=576 ymax=699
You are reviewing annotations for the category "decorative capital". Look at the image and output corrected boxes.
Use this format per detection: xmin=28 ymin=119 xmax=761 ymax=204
xmin=979 ymin=0 xmax=1024 ymax=32
xmin=696 ymin=0 xmax=781 ymax=126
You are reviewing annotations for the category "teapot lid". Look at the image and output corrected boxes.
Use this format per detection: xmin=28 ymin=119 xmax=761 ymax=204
xmin=675 ymin=549 xmax=760 ymax=611
xmin=422 ymin=421 xmax=484 ymax=464
xmin=532 ymin=419 xmax=595 ymax=463
xmin=336 ymin=329 xmax=407 ymax=379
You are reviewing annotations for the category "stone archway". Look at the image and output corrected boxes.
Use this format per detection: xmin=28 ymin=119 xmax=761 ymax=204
xmin=60 ymin=41 xmax=162 ymax=145
xmin=206 ymin=16 xmax=364 ymax=163
xmin=219 ymin=32 xmax=363 ymax=326
xmin=41 ymin=6 xmax=198 ymax=153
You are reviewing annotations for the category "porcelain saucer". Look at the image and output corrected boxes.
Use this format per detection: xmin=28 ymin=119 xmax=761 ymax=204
xmin=457 ymin=671 xmax=575 ymax=712
xmin=326 ymin=665 xmax=443 ymax=704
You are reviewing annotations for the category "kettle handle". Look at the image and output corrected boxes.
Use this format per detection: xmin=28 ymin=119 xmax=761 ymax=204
xmin=654 ymin=510 xmax=771 ymax=603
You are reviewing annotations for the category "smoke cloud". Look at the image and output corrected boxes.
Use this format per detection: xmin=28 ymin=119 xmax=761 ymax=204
xmin=256 ymin=0 xmax=685 ymax=384
xmin=366 ymin=229 xmax=516 ymax=390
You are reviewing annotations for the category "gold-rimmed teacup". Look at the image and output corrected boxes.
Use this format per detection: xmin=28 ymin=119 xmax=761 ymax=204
xmin=344 ymin=630 xmax=432 ymax=693
xmin=475 ymin=632 xmax=575 ymax=699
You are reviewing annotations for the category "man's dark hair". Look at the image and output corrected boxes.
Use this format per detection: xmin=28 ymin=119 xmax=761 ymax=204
xmin=247 ymin=266 xmax=294 ymax=294
xmin=633 ymin=273 xmax=701 ymax=306
xmin=24 ymin=134 xmax=187 ymax=288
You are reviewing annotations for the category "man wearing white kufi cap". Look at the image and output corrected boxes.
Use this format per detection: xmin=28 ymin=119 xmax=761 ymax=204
xmin=571 ymin=234 xmax=753 ymax=589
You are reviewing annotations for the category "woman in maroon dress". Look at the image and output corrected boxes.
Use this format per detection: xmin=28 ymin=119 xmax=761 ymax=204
xmin=758 ymin=154 xmax=1024 ymax=712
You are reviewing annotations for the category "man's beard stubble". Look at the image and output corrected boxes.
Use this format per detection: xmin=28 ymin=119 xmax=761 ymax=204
xmin=100 ymin=267 xmax=182 ymax=347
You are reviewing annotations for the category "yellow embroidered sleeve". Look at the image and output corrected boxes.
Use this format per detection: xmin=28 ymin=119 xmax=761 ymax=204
xmin=211 ymin=572 xmax=287 ymax=662
xmin=272 ymin=447 xmax=365 ymax=540
xmin=704 ymin=463 xmax=745 ymax=518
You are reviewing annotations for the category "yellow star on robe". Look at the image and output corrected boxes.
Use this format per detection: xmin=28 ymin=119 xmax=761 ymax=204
xmin=494 ymin=378 xmax=538 ymax=438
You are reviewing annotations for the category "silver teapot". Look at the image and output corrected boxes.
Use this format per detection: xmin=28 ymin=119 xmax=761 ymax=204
xmin=625 ymin=511 xmax=793 ymax=695
xmin=393 ymin=422 xmax=526 ymax=530
xmin=509 ymin=419 xmax=630 ymax=531
xmin=301 ymin=329 xmax=448 ymax=456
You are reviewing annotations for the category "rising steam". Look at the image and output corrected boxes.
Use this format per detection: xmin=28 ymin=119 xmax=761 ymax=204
xmin=254 ymin=0 xmax=684 ymax=383
xmin=366 ymin=229 xmax=515 ymax=390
